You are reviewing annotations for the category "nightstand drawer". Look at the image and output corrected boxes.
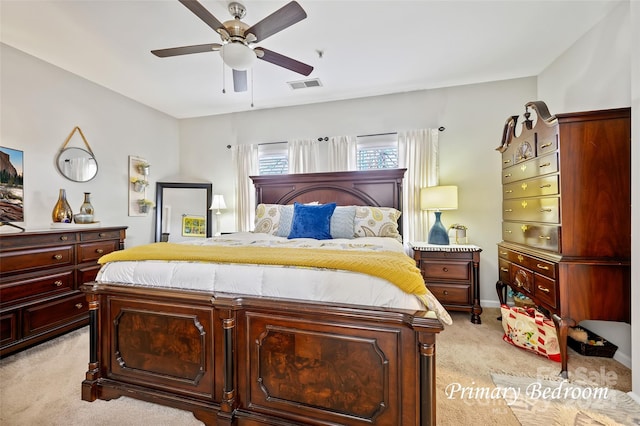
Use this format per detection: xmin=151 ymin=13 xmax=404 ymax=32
xmin=421 ymin=262 xmax=469 ymax=281
xmin=427 ymin=284 xmax=469 ymax=305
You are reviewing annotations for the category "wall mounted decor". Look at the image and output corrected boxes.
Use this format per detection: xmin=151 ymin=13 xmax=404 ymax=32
xmin=128 ymin=155 xmax=151 ymax=216
xmin=56 ymin=126 xmax=98 ymax=182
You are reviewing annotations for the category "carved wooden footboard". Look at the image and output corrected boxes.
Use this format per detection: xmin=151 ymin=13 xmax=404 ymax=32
xmin=81 ymin=283 xmax=442 ymax=425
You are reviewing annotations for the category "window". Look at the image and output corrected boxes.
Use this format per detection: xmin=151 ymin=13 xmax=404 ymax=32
xmin=258 ymin=142 xmax=288 ymax=175
xmin=356 ymin=133 xmax=398 ymax=170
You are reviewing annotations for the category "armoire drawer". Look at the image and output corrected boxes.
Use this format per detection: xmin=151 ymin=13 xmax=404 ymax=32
xmin=503 ymin=175 xmax=559 ymax=200
xmin=502 ymin=222 xmax=559 ymax=252
xmin=502 ymin=153 xmax=558 ymax=184
xmin=503 ymin=197 xmax=560 ymax=223
xmin=534 ymin=274 xmax=557 ymax=309
xmin=502 ymin=248 xmax=556 ymax=280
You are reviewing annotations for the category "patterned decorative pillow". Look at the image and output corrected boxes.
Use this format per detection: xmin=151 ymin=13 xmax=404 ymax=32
xmin=253 ymin=204 xmax=282 ymax=235
xmin=275 ymin=205 xmax=295 ymax=237
xmin=353 ymin=206 xmax=402 ymax=241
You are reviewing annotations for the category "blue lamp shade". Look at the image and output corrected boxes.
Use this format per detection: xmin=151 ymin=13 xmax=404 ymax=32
xmin=420 ymin=186 xmax=458 ymax=245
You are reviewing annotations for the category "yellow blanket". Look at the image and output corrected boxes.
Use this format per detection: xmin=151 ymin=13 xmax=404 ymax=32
xmin=99 ymin=243 xmax=427 ymax=296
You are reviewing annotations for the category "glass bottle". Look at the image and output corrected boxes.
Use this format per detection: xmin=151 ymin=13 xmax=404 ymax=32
xmin=79 ymin=192 xmax=94 ymax=220
xmin=52 ymin=189 xmax=73 ymax=223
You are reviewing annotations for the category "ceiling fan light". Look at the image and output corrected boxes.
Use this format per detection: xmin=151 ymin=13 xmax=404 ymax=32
xmin=220 ymin=43 xmax=256 ymax=70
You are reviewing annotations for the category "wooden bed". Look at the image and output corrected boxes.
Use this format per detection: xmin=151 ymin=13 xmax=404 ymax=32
xmin=80 ymin=168 xmax=444 ymax=426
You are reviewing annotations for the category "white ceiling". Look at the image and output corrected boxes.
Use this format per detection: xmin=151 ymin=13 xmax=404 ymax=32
xmin=1 ymin=0 xmax=620 ymax=119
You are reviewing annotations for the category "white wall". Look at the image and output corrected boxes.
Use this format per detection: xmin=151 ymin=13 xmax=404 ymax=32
xmin=0 ymin=43 xmax=180 ymax=247
xmin=179 ymin=77 xmax=537 ymax=317
xmin=537 ymin=0 xmax=635 ymax=378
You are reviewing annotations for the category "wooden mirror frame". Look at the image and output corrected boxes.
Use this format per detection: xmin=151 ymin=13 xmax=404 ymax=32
xmin=154 ymin=182 xmax=213 ymax=242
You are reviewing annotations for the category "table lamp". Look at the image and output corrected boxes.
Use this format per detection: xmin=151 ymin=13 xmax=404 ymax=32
xmin=420 ymin=185 xmax=458 ymax=245
xmin=209 ymin=194 xmax=226 ymax=236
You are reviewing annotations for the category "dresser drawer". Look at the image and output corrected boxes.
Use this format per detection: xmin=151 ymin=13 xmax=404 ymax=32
xmin=421 ymin=261 xmax=469 ymax=281
xmin=0 ymin=246 xmax=74 ymax=276
xmin=78 ymin=241 xmax=119 ymax=263
xmin=1 ymin=271 xmax=74 ymax=306
xmin=23 ymin=293 xmax=88 ymax=337
xmin=78 ymin=264 xmax=102 ymax=285
xmin=503 ymin=175 xmax=559 ymax=200
xmin=80 ymin=229 xmax=124 ymax=242
xmin=503 ymin=197 xmax=560 ymax=223
xmin=536 ymin=131 xmax=558 ymax=156
xmin=0 ymin=232 xmax=77 ymax=251
xmin=534 ymin=274 xmax=557 ymax=309
xmin=0 ymin=310 xmax=19 ymax=347
xmin=426 ymin=283 xmax=470 ymax=305
xmin=502 ymin=153 xmax=558 ymax=184
xmin=502 ymin=222 xmax=560 ymax=252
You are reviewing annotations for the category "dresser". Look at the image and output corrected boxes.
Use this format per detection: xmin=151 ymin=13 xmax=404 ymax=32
xmin=412 ymin=244 xmax=482 ymax=324
xmin=495 ymin=101 xmax=630 ymax=377
xmin=0 ymin=226 xmax=126 ymax=357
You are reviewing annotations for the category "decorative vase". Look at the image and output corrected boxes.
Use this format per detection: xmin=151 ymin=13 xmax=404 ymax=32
xmin=427 ymin=211 xmax=450 ymax=245
xmin=52 ymin=189 xmax=73 ymax=223
xmin=79 ymin=192 xmax=95 ymax=221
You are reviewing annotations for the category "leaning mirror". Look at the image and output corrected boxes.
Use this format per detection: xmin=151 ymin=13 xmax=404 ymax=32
xmin=56 ymin=147 xmax=98 ymax=182
xmin=155 ymin=182 xmax=212 ymax=242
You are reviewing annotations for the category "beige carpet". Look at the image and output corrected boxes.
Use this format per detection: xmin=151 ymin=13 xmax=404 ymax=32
xmin=0 ymin=308 xmax=633 ymax=425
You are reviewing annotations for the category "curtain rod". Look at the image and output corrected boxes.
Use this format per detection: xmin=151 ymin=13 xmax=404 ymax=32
xmin=226 ymin=127 xmax=445 ymax=149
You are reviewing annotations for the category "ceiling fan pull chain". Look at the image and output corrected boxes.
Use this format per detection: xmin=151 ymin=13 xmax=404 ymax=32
xmin=251 ymin=68 xmax=254 ymax=108
xmin=221 ymin=55 xmax=226 ymax=94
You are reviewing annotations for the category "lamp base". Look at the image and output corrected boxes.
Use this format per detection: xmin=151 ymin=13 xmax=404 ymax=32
xmin=428 ymin=211 xmax=450 ymax=245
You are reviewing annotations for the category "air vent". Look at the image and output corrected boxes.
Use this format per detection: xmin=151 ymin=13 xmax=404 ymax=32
xmin=287 ymin=78 xmax=323 ymax=90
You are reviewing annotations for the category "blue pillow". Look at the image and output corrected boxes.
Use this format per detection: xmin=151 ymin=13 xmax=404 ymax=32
xmin=330 ymin=206 xmax=356 ymax=239
xmin=288 ymin=202 xmax=337 ymax=240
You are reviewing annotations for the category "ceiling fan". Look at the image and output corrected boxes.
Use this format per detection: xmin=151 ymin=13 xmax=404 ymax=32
xmin=152 ymin=0 xmax=314 ymax=93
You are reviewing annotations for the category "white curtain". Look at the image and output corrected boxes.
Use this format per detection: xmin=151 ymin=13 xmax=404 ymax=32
xmin=398 ymin=129 xmax=439 ymax=246
xmin=232 ymin=144 xmax=258 ymax=232
xmin=328 ymin=135 xmax=357 ymax=171
xmin=288 ymin=139 xmax=319 ymax=173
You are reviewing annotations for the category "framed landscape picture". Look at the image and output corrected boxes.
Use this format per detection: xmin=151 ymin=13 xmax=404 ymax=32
xmin=0 ymin=146 xmax=25 ymax=228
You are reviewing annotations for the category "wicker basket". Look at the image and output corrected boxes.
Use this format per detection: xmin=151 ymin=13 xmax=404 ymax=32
xmin=567 ymin=327 xmax=618 ymax=358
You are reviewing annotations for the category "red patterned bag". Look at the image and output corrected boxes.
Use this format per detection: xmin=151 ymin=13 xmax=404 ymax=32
xmin=500 ymin=304 xmax=561 ymax=362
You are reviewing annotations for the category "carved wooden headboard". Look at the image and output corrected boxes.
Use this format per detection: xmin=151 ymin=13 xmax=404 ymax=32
xmin=250 ymin=168 xmax=407 ymax=235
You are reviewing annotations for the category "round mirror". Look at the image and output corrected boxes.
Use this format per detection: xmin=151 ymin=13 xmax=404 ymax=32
xmin=56 ymin=147 xmax=98 ymax=182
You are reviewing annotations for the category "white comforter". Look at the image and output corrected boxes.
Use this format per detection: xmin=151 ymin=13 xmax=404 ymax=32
xmin=97 ymin=232 xmax=452 ymax=325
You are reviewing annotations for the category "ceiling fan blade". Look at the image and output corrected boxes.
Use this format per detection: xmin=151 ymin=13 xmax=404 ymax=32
xmin=255 ymin=48 xmax=313 ymax=76
xmin=245 ymin=1 xmax=307 ymax=43
xmin=233 ymin=69 xmax=248 ymax=92
xmin=151 ymin=43 xmax=221 ymax=58
xmin=178 ymin=0 xmax=225 ymax=32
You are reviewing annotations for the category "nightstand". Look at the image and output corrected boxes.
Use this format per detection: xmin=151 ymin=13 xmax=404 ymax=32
xmin=411 ymin=243 xmax=482 ymax=324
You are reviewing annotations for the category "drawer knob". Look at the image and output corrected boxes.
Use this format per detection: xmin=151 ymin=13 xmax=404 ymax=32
xmin=540 ymin=142 xmax=552 ymax=149
xmin=99 ymin=233 xmax=106 ymax=237
xmin=538 ymin=235 xmax=551 ymax=240
xmin=540 ymin=184 xmax=551 ymax=189
xmin=442 ymin=267 xmax=449 ymax=273
xmin=539 ymin=162 xmax=551 ymax=168
xmin=443 ymin=290 xmax=449 ymax=296
xmin=75 ymin=303 xmax=83 ymax=309
xmin=505 ymin=190 xmax=513 ymax=194
xmin=53 ymin=280 xmax=63 ymax=287
xmin=537 ymin=286 xmax=550 ymax=293
xmin=504 ymin=173 xmax=512 ymax=178
xmin=504 ymin=209 xmax=513 ymax=212
xmin=540 ymin=208 xmax=552 ymax=212
xmin=500 ymin=267 xmax=509 ymax=272
xmin=60 ymin=236 xmax=68 ymax=241
xmin=500 ymin=251 xmax=507 ymax=256
xmin=95 ymin=249 xmax=104 ymax=254
xmin=536 ymin=263 xmax=550 ymax=271
xmin=503 ymin=159 xmax=511 ymax=164
xmin=53 ymin=254 xmax=63 ymax=260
